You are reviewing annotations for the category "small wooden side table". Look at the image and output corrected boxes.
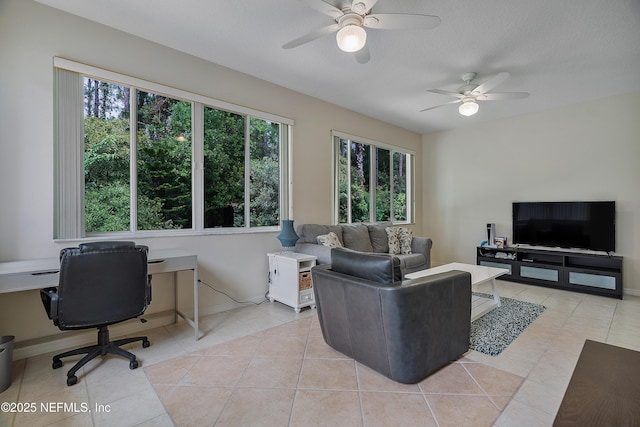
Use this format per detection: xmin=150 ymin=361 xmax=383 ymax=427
xmin=267 ymin=251 xmax=317 ymax=313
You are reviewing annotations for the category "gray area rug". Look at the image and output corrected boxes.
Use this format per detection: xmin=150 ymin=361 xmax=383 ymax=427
xmin=470 ymin=293 xmax=546 ymax=356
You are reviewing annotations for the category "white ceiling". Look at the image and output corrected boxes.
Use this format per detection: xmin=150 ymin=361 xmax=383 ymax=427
xmin=36 ymin=0 xmax=640 ymax=134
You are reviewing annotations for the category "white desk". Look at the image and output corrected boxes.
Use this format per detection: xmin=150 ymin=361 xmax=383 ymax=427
xmin=0 ymin=248 xmax=200 ymax=341
xmin=406 ymin=262 xmax=508 ymax=321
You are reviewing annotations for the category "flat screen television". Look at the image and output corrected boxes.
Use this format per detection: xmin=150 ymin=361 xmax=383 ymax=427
xmin=512 ymin=201 xmax=615 ymax=252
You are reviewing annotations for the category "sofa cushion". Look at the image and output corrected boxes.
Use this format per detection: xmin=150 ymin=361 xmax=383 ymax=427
xmin=297 ymin=224 xmax=343 ymax=245
xmin=342 ymin=224 xmax=374 ymax=253
xmin=367 ymin=222 xmax=392 ymax=253
xmin=330 ymin=248 xmax=401 ymax=284
xmin=317 ymin=232 xmax=343 ymax=248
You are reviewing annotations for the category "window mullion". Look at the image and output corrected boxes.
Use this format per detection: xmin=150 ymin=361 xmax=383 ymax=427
xmin=280 ymin=124 xmax=292 ymax=221
xmin=347 ymin=140 xmax=352 ymax=224
xmin=192 ymin=103 xmax=204 ymax=231
xmin=389 ymin=151 xmax=394 ymax=223
xmin=331 ymin=136 xmax=340 ymax=224
xmin=407 ymin=154 xmax=413 ymax=223
xmin=369 ymin=145 xmax=376 ymax=223
xmin=129 ymin=88 xmax=138 ymax=233
xmin=244 ymin=116 xmax=251 ymax=228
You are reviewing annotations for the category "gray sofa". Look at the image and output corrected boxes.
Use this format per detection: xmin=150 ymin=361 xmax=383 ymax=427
xmin=294 ymin=222 xmax=432 ymax=276
xmin=311 ymin=248 xmax=472 ymax=384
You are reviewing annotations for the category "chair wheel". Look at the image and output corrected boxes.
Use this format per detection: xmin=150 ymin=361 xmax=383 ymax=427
xmin=130 ymin=360 xmax=139 ymax=370
xmin=67 ymin=375 xmax=78 ymax=386
xmin=142 ymin=339 xmax=150 ymax=348
xmin=52 ymin=360 xmax=63 ymax=369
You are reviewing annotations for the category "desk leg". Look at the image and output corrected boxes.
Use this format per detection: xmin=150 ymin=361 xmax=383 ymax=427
xmin=193 ymin=267 xmax=199 ymax=341
xmin=173 ymin=268 xmax=201 ymax=341
xmin=173 ymin=272 xmax=178 ymax=324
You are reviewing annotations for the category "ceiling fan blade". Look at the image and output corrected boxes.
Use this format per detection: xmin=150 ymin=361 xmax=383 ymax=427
xmin=427 ymin=89 xmax=465 ymax=99
xmin=354 ymin=43 xmax=370 ymax=64
xmin=471 ymin=72 xmax=510 ymax=95
xmin=282 ymin=24 xmax=340 ymax=49
xmin=351 ymin=0 xmax=379 ymax=14
xmin=364 ymin=13 xmax=441 ymax=30
xmin=299 ymin=0 xmax=344 ymax=20
xmin=420 ymin=99 xmax=462 ymax=112
xmin=477 ymin=92 xmax=530 ymax=101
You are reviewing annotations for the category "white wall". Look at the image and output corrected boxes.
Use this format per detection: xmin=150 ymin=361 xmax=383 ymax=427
xmin=422 ymin=91 xmax=640 ymax=294
xmin=0 ymin=0 xmax=423 ymax=342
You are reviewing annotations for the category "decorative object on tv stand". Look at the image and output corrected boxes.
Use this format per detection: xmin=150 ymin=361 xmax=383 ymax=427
xmin=486 ymin=223 xmax=496 ymax=248
xmin=277 ymin=220 xmax=299 ymax=249
xmin=494 ymin=236 xmax=507 ymax=248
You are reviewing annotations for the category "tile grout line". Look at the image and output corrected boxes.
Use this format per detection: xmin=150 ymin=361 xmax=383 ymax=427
xmin=420 ymin=391 xmax=441 ymax=427
xmin=287 ymin=315 xmax=314 ymax=427
xmin=459 ymin=362 xmax=503 ymax=413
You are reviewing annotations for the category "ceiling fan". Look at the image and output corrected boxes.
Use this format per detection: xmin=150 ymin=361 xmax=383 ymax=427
xmin=282 ymin=0 xmax=441 ymax=64
xmin=421 ymin=72 xmax=529 ymax=116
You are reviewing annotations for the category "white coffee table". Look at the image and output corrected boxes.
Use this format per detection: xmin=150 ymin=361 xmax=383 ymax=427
xmin=405 ymin=262 xmax=509 ymax=321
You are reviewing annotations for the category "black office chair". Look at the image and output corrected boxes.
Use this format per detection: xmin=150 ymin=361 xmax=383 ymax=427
xmin=40 ymin=241 xmax=152 ymax=386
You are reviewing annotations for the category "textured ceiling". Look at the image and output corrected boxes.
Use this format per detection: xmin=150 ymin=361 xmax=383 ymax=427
xmin=36 ymin=0 xmax=640 ymax=134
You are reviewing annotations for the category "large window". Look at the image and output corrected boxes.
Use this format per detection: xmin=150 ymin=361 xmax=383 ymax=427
xmin=333 ymin=131 xmax=413 ymax=224
xmin=54 ymin=58 xmax=291 ymax=239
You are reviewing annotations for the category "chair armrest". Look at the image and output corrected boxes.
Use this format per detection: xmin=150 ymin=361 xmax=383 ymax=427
xmin=411 ymin=236 xmax=433 ymax=268
xmin=40 ymin=287 xmax=59 ymax=325
xmin=379 ymin=270 xmax=471 ymax=382
xmin=146 ymin=275 xmax=152 ymax=305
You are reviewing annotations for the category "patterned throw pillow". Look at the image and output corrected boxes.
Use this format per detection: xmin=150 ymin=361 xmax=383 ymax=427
xmin=317 ymin=232 xmax=343 ymax=248
xmin=398 ymin=227 xmax=413 ymax=254
xmin=385 ymin=226 xmax=413 ymax=255
xmin=385 ymin=227 xmax=400 ymax=254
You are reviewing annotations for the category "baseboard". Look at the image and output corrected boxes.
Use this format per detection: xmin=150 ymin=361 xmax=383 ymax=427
xmin=624 ymin=288 xmax=640 ymax=298
xmin=13 ymin=310 xmax=175 ymax=360
xmin=14 ymin=294 xmax=270 ymax=360
xmin=198 ymin=296 xmax=268 ymax=318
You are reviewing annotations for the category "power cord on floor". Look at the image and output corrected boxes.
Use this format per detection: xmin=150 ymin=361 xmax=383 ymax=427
xmin=198 ymin=278 xmax=268 ymax=306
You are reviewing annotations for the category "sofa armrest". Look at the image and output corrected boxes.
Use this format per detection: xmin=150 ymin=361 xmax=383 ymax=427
xmin=411 ymin=236 xmax=433 ymax=268
xmin=294 ymin=242 xmax=331 ymax=265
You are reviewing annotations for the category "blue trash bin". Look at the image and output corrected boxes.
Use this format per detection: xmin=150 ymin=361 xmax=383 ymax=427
xmin=0 ymin=335 xmax=15 ymax=393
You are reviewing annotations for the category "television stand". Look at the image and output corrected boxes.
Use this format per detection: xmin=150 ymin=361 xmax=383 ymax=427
xmin=476 ymin=246 xmax=623 ymax=299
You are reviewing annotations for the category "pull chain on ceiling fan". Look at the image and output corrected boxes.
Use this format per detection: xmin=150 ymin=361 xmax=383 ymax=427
xmin=283 ymin=0 xmax=441 ymax=63
xmin=421 ymin=72 xmax=530 ymax=116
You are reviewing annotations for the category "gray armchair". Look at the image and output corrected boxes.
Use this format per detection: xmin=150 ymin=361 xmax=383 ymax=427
xmin=311 ymin=248 xmax=471 ymax=384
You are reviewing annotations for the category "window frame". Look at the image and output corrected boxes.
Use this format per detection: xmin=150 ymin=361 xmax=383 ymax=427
xmin=331 ymin=130 xmax=414 ymax=225
xmin=53 ymin=57 xmax=293 ymax=240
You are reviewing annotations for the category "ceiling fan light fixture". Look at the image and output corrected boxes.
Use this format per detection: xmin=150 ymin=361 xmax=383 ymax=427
xmin=336 ymin=25 xmax=366 ymax=52
xmin=459 ymin=99 xmax=479 ymax=116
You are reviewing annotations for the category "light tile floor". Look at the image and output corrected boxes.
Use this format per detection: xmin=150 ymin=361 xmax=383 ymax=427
xmin=1 ymin=280 xmax=639 ymax=426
